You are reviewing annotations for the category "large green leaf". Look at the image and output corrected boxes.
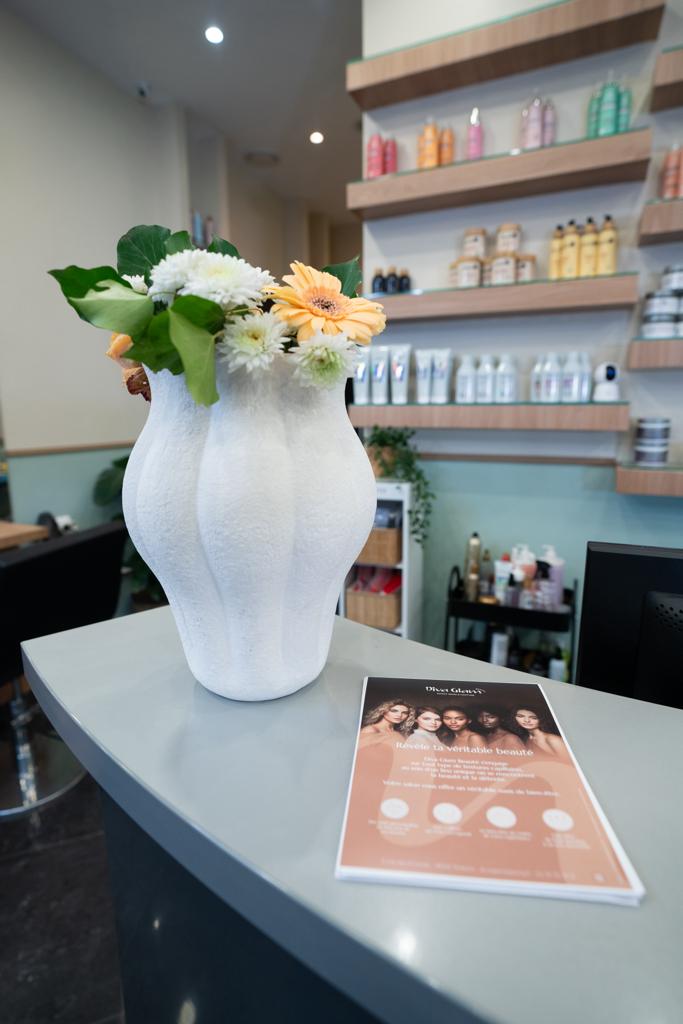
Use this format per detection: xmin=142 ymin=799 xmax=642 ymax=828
xmin=93 ymin=463 xmax=126 ymax=506
xmin=167 ymin=295 xmax=223 ymax=406
xmin=49 ymin=264 xmax=124 ymax=299
xmin=126 ymin=311 xmax=183 ymax=374
xmin=165 ymin=230 xmax=193 ymax=255
xmin=207 ymin=236 xmax=240 ymax=259
xmin=70 ymin=280 xmax=154 ymax=335
xmin=322 ymin=256 xmax=362 ymax=298
xmin=117 ymin=224 xmax=171 ymax=280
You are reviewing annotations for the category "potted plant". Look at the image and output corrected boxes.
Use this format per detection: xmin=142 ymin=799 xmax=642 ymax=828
xmin=366 ymin=427 xmax=434 ymax=545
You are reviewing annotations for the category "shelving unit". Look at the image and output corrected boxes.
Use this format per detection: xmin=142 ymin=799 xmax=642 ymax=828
xmin=338 ymin=480 xmax=423 ymax=640
xmin=616 ymin=465 xmax=683 ymax=496
xmin=372 ymin=274 xmax=638 ymax=321
xmin=651 ymin=45 xmax=683 ymax=112
xmin=628 ymin=338 xmax=683 ymax=369
xmin=347 ymin=0 xmax=664 ymax=110
xmin=347 ymin=130 xmax=651 ymax=220
xmin=349 ymin=403 xmax=630 ymax=432
xmin=637 ymin=199 xmax=683 ymax=245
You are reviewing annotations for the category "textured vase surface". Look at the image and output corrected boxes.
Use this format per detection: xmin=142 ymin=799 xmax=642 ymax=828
xmin=122 ymin=358 xmax=376 ymax=700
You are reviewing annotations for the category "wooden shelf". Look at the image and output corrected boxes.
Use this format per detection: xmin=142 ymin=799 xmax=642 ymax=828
xmin=616 ymin=465 xmax=683 ymax=496
xmin=347 ymin=0 xmax=664 ymax=110
xmin=638 ymin=199 xmax=683 ymax=245
xmin=628 ymin=338 xmax=683 ymax=369
xmin=349 ymin=403 xmax=630 ymax=432
xmin=374 ymin=274 xmax=638 ymax=321
xmin=348 ymin=130 xmax=650 ymax=219
xmin=651 ymin=46 xmax=683 ymax=112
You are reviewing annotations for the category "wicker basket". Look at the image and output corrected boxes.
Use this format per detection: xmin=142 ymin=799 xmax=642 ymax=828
xmin=345 ymin=589 xmax=401 ymax=630
xmin=356 ymin=527 xmax=402 ymax=566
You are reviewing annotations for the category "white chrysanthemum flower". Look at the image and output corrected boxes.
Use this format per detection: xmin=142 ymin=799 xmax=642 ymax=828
xmin=290 ymin=333 xmax=357 ymax=389
xmin=122 ymin=274 xmax=148 ymax=294
xmin=217 ymin=311 xmax=289 ymax=373
xmin=148 ymin=249 xmax=274 ymax=311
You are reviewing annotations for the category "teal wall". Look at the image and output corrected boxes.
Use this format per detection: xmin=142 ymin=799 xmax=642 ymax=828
xmin=8 ymin=447 xmax=132 ymax=529
xmin=421 ymin=461 xmax=683 ymax=649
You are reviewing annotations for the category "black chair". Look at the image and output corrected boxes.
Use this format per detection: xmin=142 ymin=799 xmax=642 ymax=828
xmin=0 ymin=521 xmax=127 ymax=817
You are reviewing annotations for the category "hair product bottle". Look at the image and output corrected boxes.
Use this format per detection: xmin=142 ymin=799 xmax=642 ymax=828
xmin=464 ymin=531 xmax=482 ymax=577
xmin=398 ymin=268 xmax=411 ymax=292
xmin=542 ymin=99 xmax=556 ymax=147
xmin=561 ymin=351 xmax=582 ymax=403
xmin=661 ymin=144 xmax=681 ymax=200
xmin=526 ymin=96 xmax=543 ymax=150
xmin=467 ymin=107 xmax=483 ymax=160
xmin=366 ymin=133 xmax=384 ymax=178
xmin=383 ymin=137 xmax=397 ymax=174
xmin=541 ymin=353 xmax=562 ymax=403
xmin=520 ymin=102 xmax=530 ymax=149
xmin=597 ymin=74 xmax=619 ymax=136
xmin=422 ymin=119 xmax=439 ymax=168
xmin=385 ymin=266 xmax=400 ymax=293
xmin=578 ymin=217 xmax=598 ymax=277
xmin=549 ymin=225 xmax=564 ymax=280
xmin=455 ymin=354 xmax=477 ymax=404
xmin=617 ymin=83 xmax=632 ymax=133
xmin=371 ymin=268 xmax=386 ymax=293
xmin=475 ymin=354 xmax=496 ymax=403
xmin=586 ymin=85 xmax=601 ymax=138
xmin=438 ymin=126 xmax=455 ymax=165
xmin=494 ymin=354 xmax=519 ymax=403
xmin=597 ymin=215 xmax=618 ymax=275
xmin=530 ymin=354 xmax=545 ymax=403
xmin=561 ymin=220 xmax=580 ymax=279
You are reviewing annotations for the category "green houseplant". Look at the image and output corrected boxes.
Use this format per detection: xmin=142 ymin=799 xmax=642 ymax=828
xmin=366 ymin=427 xmax=434 ymax=545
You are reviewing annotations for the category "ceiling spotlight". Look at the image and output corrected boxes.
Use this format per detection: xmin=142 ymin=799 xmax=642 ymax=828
xmin=309 ymin=131 xmax=324 ymax=145
xmin=205 ymin=26 xmax=224 ymax=44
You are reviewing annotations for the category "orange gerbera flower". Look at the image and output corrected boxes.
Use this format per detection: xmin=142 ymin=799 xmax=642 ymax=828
xmin=268 ymin=262 xmax=385 ymax=344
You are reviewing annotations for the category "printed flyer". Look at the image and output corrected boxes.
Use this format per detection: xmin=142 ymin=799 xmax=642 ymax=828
xmin=336 ymin=678 xmax=644 ymax=905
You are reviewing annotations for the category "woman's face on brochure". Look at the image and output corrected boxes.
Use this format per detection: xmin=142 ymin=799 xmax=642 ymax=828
xmin=384 ymin=704 xmax=409 ymax=724
xmin=417 ymin=711 xmax=441 ymax=732
xmin=442 ymin=711 xmax=469 ymax=732
xmin=516 ymin=709 xmax=540 ymax=730
xmin=479 ymin=710 xmax=499 ymax=729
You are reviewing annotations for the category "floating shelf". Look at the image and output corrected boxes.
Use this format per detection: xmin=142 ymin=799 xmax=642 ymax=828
xmin=638 ymin=199 xmax=683 ymax=245
xmin=347 ymin=0 xmax=664 ymax=110
xmin=651 ymin=46 xmax=683 ymax=112
xmin=349 ymin=403 xmax=630 ymax=432
xmin=628 ymin=338 xmax=683 ymax=369
xmin=347 ymin=130 xmax=651 ymax=219
xmin=616 ymin=465 xmax=683 ymax=496
xmin=373 ymin=274 xmax=638 ymax=322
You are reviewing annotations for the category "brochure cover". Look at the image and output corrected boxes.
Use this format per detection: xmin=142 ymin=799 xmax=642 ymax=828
xmin=336 ymin=678 xmax=644 ymax=905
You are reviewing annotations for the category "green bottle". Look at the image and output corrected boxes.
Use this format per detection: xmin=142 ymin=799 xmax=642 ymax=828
xmin=617 ymin=84 xmax=632 ymax=133
xmin=597 ymin=75 xmax=619 ymax=137
xmin=586 ymin=86 xmax=601 ymax=139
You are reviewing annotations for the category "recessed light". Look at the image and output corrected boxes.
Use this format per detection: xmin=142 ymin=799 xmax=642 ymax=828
xmin=309 ymin=131 xmax=324 ymax=145
xmin=205 ymin=26 xmax=224 ymax=44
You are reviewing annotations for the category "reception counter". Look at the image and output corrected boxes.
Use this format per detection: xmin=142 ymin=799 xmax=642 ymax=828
xmin=23 ymin=609 xmax=682 ymax=1024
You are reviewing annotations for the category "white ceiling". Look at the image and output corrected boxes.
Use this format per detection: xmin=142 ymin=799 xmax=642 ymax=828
xmin=6 ymin=0 xmax=362 ymax=223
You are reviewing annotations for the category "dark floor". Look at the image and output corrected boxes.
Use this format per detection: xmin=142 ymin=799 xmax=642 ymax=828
xmin=0 ymin=772 xmax=124 ymax=1024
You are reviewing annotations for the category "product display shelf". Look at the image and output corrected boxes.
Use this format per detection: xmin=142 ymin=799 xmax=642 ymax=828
xmin=637 ymin=198 xmax=683 ymax=245
xmin=349 ymin=402 xmax=630 ymax=432
xmin=370 ymin=274 xmax=638 ymax=321
xmin=347 ymin=130 xmax=651 ymax=220
xmin=338 ymin=480 xmax=423 ymax=641
xmin=346 ymin=0 xmax=664 ymax=110
xmin=651 ymin=45 xmax=683 ymax=112
xmin=616 ymin=464 xmax=683 ymax=496
xmin=627 ymin=337 xmax=683 ymax=369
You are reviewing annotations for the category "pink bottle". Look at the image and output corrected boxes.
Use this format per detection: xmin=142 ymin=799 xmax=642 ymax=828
xmin=366 ymin=133 xmax=384 ymax=178
xmin=525 ymin=96 xmax=543 ymax=150
xmin=466 ymin=107 xmax=483 ymax=160
xmin=542 ymin=99 xmax=556 ymax=147
xmin=383 ymin=137 xmax=397 ymax=174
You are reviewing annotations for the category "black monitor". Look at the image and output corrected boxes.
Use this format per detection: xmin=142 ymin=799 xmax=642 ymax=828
xmin=576 ymin=541 xmax=683 ymax=709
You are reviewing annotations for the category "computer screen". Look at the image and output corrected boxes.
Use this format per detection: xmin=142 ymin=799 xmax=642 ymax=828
xmin=576 ymin=541 xmax=683 ymax=708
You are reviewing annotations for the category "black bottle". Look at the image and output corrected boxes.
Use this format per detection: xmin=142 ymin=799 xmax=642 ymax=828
xmin=398 ymin=267 xmax=411 ymax=292
xmin=371 ymin=268 xmax=386 ymax=293
xmin=385 ymin=266 xmax=400 ymax=294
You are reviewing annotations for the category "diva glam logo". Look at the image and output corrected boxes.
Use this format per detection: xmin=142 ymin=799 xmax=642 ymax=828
xmin=425 ymin=685 xmax=486 ymax=696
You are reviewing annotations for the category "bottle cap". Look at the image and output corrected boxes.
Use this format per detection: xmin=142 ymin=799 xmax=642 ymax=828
xmin=387 ymin=265 xmax=397 ymax=274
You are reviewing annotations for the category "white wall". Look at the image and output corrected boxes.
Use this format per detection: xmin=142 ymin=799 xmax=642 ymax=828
xmin=361 ymin=0 xmax=683 ymax=461
xmin=0 ymin=7 xmax=189 ymax=454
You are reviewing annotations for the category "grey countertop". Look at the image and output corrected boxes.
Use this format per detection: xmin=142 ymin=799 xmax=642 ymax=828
xmin=23 ymin=609 xmax=682 ymax=1024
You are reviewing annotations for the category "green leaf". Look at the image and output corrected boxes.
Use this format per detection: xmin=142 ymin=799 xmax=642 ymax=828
xmin=167 ymin=299 xmax=221 ymax=406
xmin=126 ymin=311 xmax=183 ymax=374
xmin=70 ymin=280 xmax=154 ymax=335
xmin=117 ymin=224 xmax=171 ymax=280
xmin=207 ymin=236 xmax=240 ymax=259
xmin=165 ymin=230 xmax=193 ymax=255
xmin=322 ymin=256 xmax=362 ymax=298
xmin=49 ymin=265 xmax=124 ymax=299
xmin=93 ymin=464 xmax=126 ymax=506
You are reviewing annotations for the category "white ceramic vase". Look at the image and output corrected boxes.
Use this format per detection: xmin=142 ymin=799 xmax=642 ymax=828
xmin=122 ymin=357 xmax=376 ymax=701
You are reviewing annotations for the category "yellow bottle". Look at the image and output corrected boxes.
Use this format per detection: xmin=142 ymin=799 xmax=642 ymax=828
xmin=417 ymin=127 xmax=426 ymax=169
xmin=561 ymin=220 xmax=580 ymax=279
xmin=597 ymin=214 xmax=618 ymax=275
xmin=578 ymin=216 xmax=598 ymax=277
xmin=549 ymin=224 xmax=564 ymax=280
xmin=438 ymin=126 xmax=455 ymax=165
xmin=422 ymin=119 xmax=439 ymax=168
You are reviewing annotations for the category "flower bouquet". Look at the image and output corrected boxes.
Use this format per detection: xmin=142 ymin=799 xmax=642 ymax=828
xmin=50 ymin=225 xmax=385 ymax=700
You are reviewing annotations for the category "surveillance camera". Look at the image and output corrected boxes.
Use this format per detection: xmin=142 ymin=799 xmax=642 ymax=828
xmin=136 ymin=81 xmax=150 ymax=101
xmin=593 ymin=362 xmax=621 ymax=402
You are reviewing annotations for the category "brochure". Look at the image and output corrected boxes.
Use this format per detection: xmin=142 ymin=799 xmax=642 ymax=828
xmin=336 ymin=677 xmax=644 ymax=905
